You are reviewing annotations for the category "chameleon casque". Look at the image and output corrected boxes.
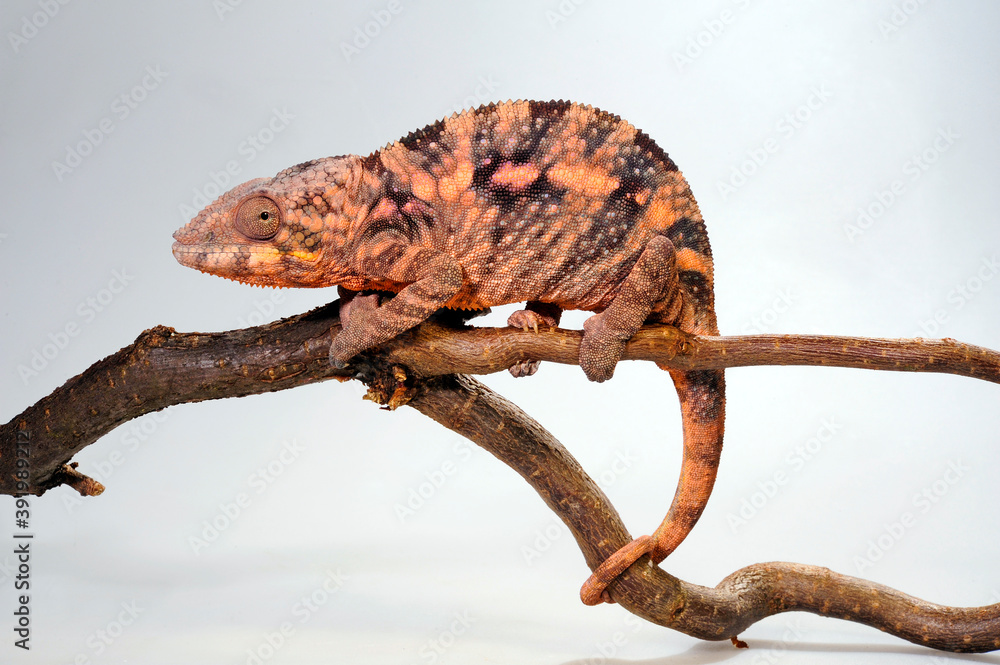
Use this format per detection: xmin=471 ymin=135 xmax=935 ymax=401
xmin=172 ymin=99 xmax=725 ymax=605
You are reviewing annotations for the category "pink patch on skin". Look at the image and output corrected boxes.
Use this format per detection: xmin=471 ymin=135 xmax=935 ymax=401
xmin=490 ymin=161 xmax=540 ymax=191
xmin=369 ymin=197 xmax=397 ymax=221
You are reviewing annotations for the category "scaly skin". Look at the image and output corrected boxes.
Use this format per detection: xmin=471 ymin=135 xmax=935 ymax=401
xmin=172 ymin=99 xmax=726 ymax=605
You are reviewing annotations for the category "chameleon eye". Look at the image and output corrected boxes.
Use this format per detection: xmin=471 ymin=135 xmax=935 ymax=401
xmin=234 ymin=195 xmax=282 ymax=240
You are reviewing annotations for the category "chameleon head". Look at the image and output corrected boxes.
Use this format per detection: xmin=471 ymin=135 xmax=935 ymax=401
xmin=172 ymin=156 xmax=363 ymax=288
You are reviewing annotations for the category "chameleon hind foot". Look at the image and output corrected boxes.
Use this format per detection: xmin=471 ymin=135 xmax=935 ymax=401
xmin=506 ymin=302 xmax=561 ymax=378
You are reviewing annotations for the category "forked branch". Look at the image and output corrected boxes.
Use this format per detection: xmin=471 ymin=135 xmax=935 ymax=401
xmin=1 ymin=301 xmax=997 ymax=652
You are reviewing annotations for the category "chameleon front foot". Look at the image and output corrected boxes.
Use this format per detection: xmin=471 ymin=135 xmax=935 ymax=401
xmin=579 ymin=535 xmax=654 ymax=605
xmin=330 ymin=293 xmax=383 ymax=366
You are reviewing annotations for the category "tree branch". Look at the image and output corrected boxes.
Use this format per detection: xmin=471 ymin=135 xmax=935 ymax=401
xmin=1 ymin=302 xmax=997 ymax=652
xmin=5 ymin=303 xmax=996 ymax=496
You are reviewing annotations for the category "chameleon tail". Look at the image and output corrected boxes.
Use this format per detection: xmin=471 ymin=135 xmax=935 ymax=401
xmin=650 ymin=368 xmax=726 ymax=561
xmin=580 ymin=367 xmax=725 ymax=605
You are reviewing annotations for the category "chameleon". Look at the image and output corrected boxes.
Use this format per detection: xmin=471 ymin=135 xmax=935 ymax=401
xmin=172 ymin=99 xmax=726 ymax=606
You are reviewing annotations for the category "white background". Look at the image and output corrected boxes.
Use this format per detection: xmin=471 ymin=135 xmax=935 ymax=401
xmin=2 ymin=1 xmax=999 ymax=664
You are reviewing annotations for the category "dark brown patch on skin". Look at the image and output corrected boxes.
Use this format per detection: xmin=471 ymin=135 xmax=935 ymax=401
xmin=599 ymin=173 xmax=648 ymax=230
xmin=678 ymin=270 xmax=713 ymax=312
xmin=668 ymin=217 xmax=712 ymax=254
xmin=579 ymin=114 xmax=616 ymax=157
xmin=360 ymin=152 xmax=386 ymax=176
xmin=632 ymin=129 xmax=679 ymax=172
xmin=398 ymin=118 xmax=448 ymax=153
xmin=527 ymin=99 xmax=572 ymax=120
xmin=679 ymin=369 xmax=725 ymax=419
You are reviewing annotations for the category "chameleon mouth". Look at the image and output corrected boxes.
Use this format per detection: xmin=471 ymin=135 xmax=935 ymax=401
xmin=171 ymin=240 xmax=203 ymax=268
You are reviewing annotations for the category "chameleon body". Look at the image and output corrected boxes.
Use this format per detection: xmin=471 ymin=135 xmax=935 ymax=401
xmin=172 ymin=100 xmax=725 ymax=605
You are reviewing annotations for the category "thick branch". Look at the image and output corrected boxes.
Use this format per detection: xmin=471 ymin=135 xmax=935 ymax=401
xmin=409 ymin=374 xmax=1000 ymax=653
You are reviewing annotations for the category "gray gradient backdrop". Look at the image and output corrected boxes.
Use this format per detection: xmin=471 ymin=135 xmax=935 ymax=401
xmin=2 ymin=2 xmax=999 ymax=664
